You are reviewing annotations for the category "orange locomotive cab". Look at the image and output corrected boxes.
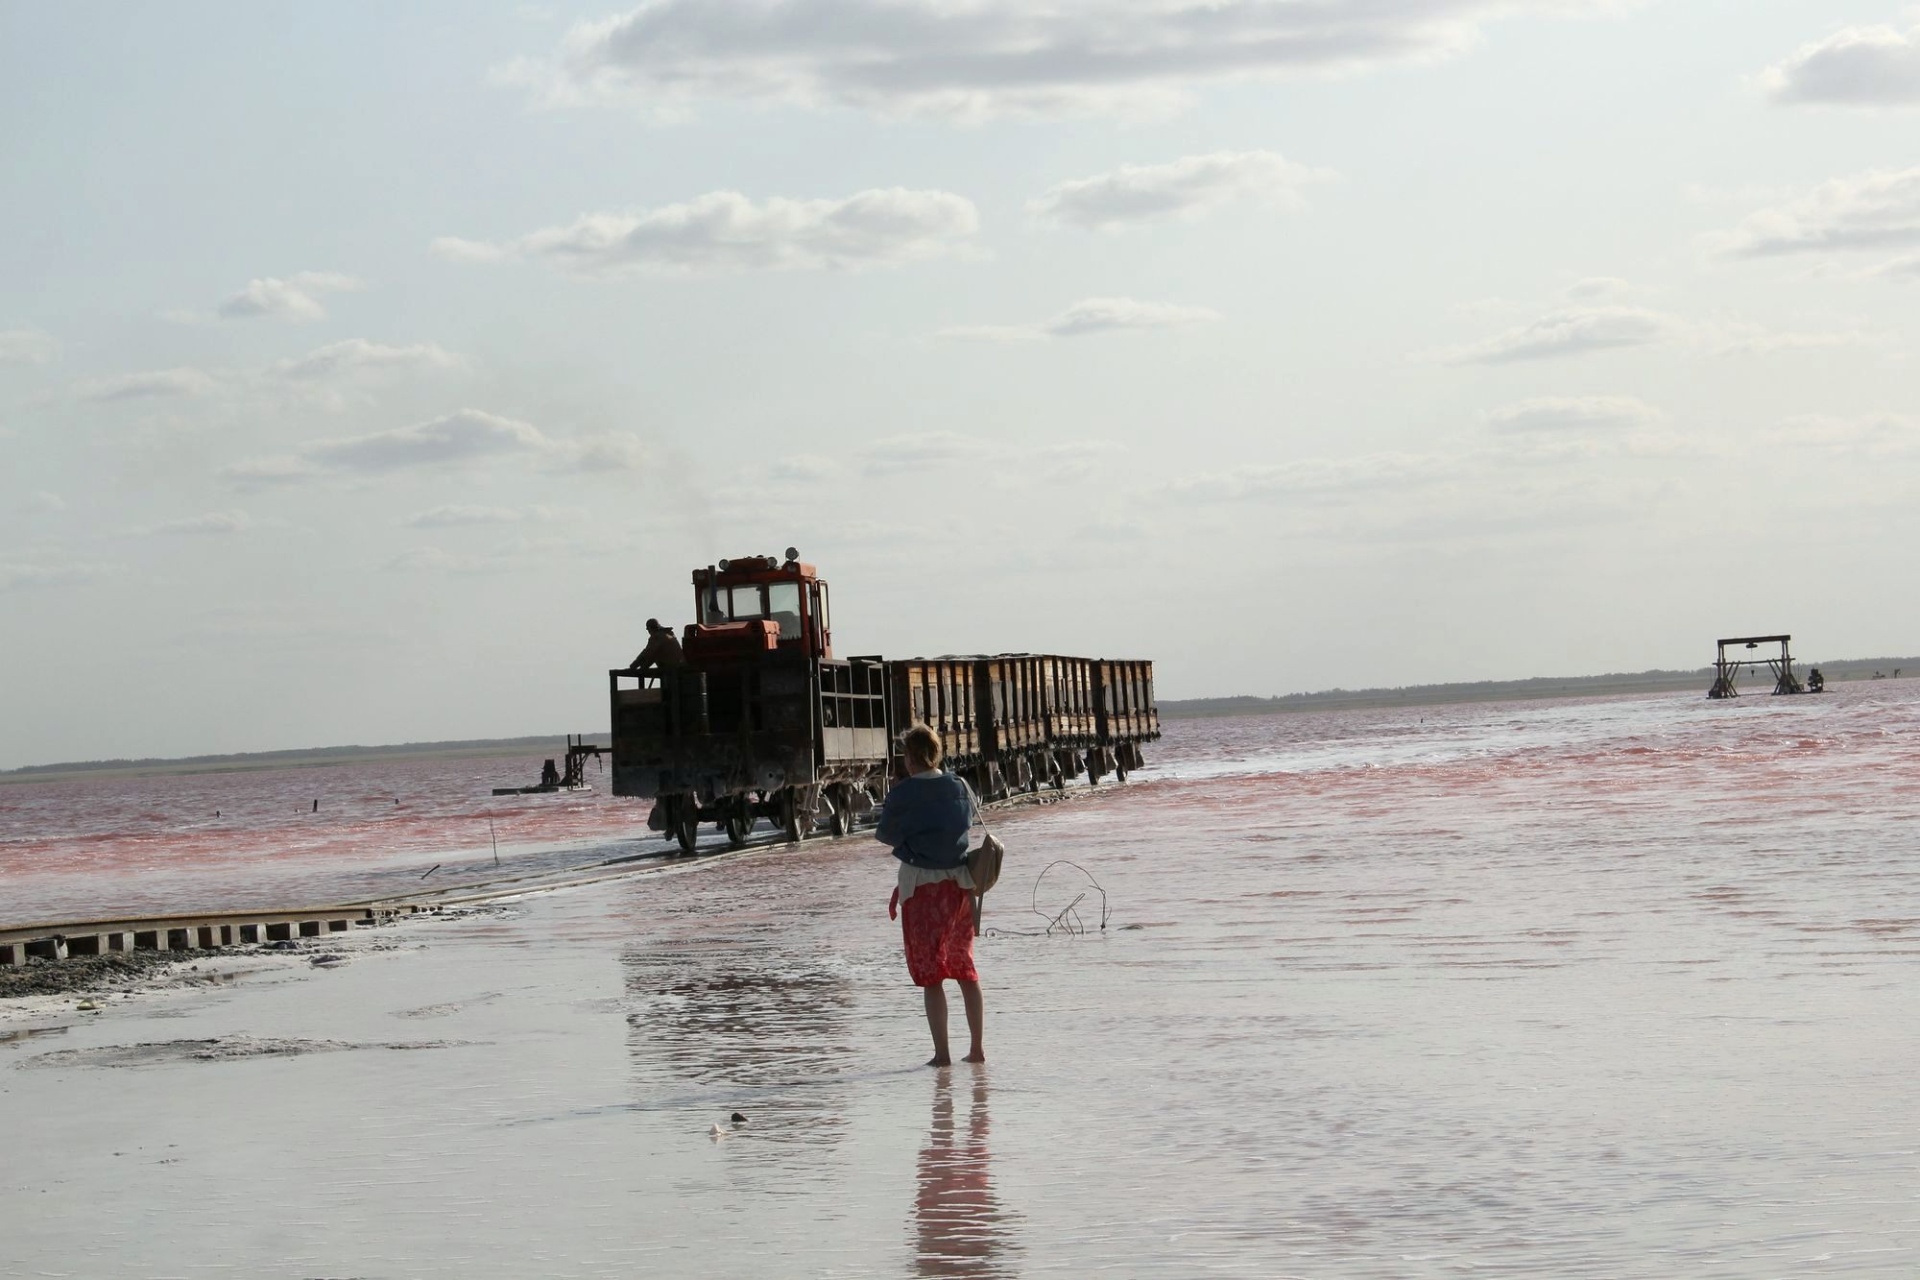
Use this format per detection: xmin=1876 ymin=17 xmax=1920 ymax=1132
xmin=686 ymin=552 xmax=832 ymax=662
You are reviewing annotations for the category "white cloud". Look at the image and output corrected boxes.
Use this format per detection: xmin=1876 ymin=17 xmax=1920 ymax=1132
xmin=265 ymin=339 xmax=466 ymax=414
xmin=1029 ymin=151 xmax=1333 ymax=229
xmin=404 ymin=505 xmax=526 ymax=528
xmin=1705 ymin=320 xmax=1872 ymax=355
xmin=0 ymin=558 xmax=113 ymax=592
xmin=1015 ymin=439 xmax=1129 ymax=484
xmin=63 ymin=339 xmax=463 ymax=419
xmin=1031 ymin=439 xmax=1127 ymax=461
xmin=224 ymin=409 xmax=554 ymax=487
xmin=152 ymin=510 xmax=252 ymax=536
xmin=1486 ymin=396 xmax=1662 ymax=433
xmin=219 ymin=456 xmax=324 ymax=488
xmin=74 ymin=367 xmax=224 ymax=402
xmin=307 ymin=410 xmax=550 ymax=472
xmin=1770 ymin=413 xmax=1920 ymax=456
xmin=1051 ymin=297 xmax=1219 ymax=336
xmin=1485 ymin=397 xmax=1695 ymax=460
xmin=1709 ymin=167 xmax=1920 ymax=258
xmin=434 ymin=188 xmax=979 ymax=276
xmin=384 ymin=547 xmax=483 ymax=574
xmin=0 ymin=328 xmax=60 ymax=367
xmin=505 ymin=0 xmax=1629 ymax=121
xmin=1159 ymin=452 xmax=1450 ymax=503
xmin=217 ymin=272 xmax=365 ymax=323
xmin=270 ymin=339 xmax=464 ymax=381
xmin=1146 ymin=448 xmax=1682 ymax=543
xmin=854 ymin=432 xmax=1126 ymax=482
xmin=770 ymin=454 xmax=837 ymax=481
xmin=427 ymin=237 xmax=510 ymax=264
xmin=941 ymin=296 xmax=1220 ymax=342
xmin=1436 ymin=300 xmax=1866 ymax=364
xmin=1436 ymin=306 xmax=1676 ymax=363
xmin=862 ymin=431 xmax=992 ymax=473
xmin=1867 ymin=255 xmax=1920 ymax=282
xmin=1563 ymin=276 xmax=1631 ymax=300
xmin=384 ymin=533 xmax=600 ymax=575
xmin=222 ymin=412 xmax=637 ymax=488
xmin=565 ymin=432 xmax=649 ymax=472
xmin=1762 ymin=25 xmax=1920 ymax=107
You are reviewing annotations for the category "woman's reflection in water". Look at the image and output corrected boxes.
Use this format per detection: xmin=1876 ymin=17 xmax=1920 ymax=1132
xmin=911 ymin=1072 xmax=1019 ymax=1278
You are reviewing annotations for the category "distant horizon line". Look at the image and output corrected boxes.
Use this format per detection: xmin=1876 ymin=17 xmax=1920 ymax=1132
xmin=6 ymin=655 xmax=1916 ymax=778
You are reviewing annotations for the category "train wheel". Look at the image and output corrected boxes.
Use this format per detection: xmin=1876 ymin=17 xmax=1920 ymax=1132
xmin=673 ymin=800 xmax=699 ymax=855
xmin=723 ymin=801 xmax=750 ymax=850
xmin=780 ymin=788 xmax=806 ymax=844
xmin=829 ymin=789 xmax=852 ymax=838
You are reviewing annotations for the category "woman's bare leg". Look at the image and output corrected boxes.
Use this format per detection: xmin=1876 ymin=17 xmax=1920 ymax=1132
xmin=957 ymin=979 xmax=984 ymax=1062
xmin=923 ymin=983 xmax=952 ymax=1066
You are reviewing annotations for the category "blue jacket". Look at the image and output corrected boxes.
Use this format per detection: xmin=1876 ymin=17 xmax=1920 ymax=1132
xmin=875 ymin=771 xmax=975 ymax=870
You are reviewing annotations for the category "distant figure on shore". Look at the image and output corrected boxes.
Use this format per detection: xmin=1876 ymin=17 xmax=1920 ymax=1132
xmin=878 ymin=723 xmax=985 ymax=1067
xmin=629 ymin=618 xmax=685 ymax=673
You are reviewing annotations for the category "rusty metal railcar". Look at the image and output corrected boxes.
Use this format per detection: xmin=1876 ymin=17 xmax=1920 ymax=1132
xmin=610 ymin=553 xmax=1160 ymax=853
xmin=1094 ymin=659 xmax=1158 ymax=779
xmin=889 ymin=653 xmax=1159 ymax=796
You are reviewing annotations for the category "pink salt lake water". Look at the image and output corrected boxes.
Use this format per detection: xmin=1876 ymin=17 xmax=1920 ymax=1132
xmin=5 ymin=684 xmax=1920 ymax=1277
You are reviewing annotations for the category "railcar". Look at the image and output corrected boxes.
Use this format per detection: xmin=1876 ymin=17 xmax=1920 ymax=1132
xmin=610 ymin=551 xmax=1159 ymax=853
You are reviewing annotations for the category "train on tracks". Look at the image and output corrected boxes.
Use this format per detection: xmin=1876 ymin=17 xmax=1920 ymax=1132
xmin=609 ymin=550 xmax=1160 ymax=853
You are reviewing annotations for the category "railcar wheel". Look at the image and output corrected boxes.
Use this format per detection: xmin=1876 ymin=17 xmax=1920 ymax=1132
xmin=780 ymin=788 xmax=806 ymax=843
xmin=673 ymin=800 xmax=700 ymax=855
xmin=828 ymin=787 xmax=852 ymax=838
xmin=723 ymin=801 xmax=751 ymax=850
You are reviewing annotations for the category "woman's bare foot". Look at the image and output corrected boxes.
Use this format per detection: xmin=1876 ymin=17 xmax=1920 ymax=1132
xmin=962 ymin=1049 xmax=986 ymax=1063
xmin=926 ymin=1054 xmax=952 ymax=1067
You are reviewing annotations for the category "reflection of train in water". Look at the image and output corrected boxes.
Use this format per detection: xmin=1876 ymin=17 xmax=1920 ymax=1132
xmin=609 ymin=550 xmax=1159 ymax=853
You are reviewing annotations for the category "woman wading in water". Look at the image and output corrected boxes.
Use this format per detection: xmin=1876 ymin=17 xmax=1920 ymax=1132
xmin=878 ymin=724 xmax=985 ymax=1066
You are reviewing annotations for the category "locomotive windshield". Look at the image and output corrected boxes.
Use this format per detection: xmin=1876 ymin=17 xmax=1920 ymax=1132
xmin=705 ymin=580 xmax=804 ymax=640
xmin=767 ymin=582 xmax=801 ymax=638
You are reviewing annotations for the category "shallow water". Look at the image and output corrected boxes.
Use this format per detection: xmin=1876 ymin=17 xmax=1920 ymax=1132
xmin=0 ymin=751 xmax=654 ymax=920
xmin=6 ymin=685 xmax=1920 ymax=1276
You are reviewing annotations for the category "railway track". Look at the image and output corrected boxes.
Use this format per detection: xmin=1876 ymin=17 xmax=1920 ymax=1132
xmin=1 ymin=778 xmax=1110 ymax=969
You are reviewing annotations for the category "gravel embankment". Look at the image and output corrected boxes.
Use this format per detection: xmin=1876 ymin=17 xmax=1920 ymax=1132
xmin=0 ymin=952 xmax=191 ymax=999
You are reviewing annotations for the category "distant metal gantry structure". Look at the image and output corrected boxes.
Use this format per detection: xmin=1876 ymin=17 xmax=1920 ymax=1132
xmin=1707 ymin=634 xmax=1806 ymax=698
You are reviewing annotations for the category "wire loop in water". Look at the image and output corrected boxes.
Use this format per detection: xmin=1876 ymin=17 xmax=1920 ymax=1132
xmin=985 ymin=860 xmax=1109 ymax=937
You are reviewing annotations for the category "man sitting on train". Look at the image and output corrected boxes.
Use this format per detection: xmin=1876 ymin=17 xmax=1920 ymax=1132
xmin=628 ymin=618 xmax=685 ymax=673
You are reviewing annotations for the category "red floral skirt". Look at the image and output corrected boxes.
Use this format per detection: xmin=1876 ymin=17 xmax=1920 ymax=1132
xmin=901 ymin=879 xmax=978 ymax=987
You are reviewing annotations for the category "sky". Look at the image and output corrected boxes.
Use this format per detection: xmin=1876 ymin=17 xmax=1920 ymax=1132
xmin=4 ymin=1 xmax=1920 ymax=768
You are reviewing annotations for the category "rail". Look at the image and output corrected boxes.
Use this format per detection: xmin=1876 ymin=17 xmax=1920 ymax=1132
xmin=1 ymin=770 xmax=1130 ymax=969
